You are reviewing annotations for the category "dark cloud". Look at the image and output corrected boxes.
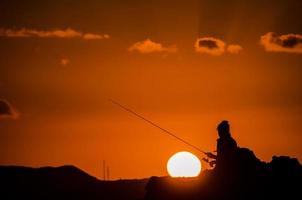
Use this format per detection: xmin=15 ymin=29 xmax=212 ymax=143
xmin=198 ymin=39 xmax=219 ymax=49
xmin=0 ymin=99 xmax=19 ymax=120
xmin=282 ymin=35 xmax=302 ymax=48
xmin=260 ymin=32 xmax=302 ymax=53
xmin=195 ymin=37 xmax=242 ymax=55
xmin=195 ymin=37 xmax=225 ymax=55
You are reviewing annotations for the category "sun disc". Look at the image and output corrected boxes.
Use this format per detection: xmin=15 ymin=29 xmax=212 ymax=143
xmin=167 ymin=151 xmax=201 ymax=177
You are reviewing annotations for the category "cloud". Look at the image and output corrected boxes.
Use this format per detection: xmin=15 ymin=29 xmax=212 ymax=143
xmin=227 ymin=44 xmax=243 ymax=54
xmin=0 ymin=99 xmax=19 ymax=120
xmin=60 ymin=57 xmax=70 ymax=66
xmin=83 ymin=33 xmax=110 ymax=40
xmin=195 ymin=37 xmax=242 ymax=55
xmin=260 ymin=32 xmax=302 ymax=54
xmin=128 ymin=39 xmax=178 ymax=54
xmin=0 ymin=28 xmax=109 ymax=40
xmin=195 ymin=37 xmax=226 ymax=55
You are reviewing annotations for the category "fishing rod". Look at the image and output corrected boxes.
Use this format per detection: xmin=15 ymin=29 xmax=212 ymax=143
xmin=109 ymin=99 xmax=207 ymax=155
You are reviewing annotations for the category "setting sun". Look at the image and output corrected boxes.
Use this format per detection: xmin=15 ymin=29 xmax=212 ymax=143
xmin=167 ymin=152 xmax=201 ymax=177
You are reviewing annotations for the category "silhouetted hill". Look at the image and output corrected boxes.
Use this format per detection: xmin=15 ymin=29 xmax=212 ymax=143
xmin=0 ymin=165 xmax=148 ymax=200
xmin=1 ymin=155 xmax=301 ymax=200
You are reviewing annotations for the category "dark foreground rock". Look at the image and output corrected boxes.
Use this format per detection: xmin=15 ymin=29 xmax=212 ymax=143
xmin=145 ymin=155 xmax=302 ymax=200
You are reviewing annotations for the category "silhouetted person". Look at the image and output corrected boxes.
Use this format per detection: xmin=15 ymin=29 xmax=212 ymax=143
xmin=216 ymin=120 xmax=237 ymax=170
xmin=206 ymin=120 xmax=238 ymax=172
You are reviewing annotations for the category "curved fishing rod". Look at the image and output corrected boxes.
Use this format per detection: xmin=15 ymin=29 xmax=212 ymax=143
xmin=109 ymin=99 xmax=207 ymax=155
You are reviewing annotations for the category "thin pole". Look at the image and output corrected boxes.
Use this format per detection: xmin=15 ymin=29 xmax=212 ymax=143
xmin=109 ymin=99 xmax=206 ymax=154
xmin=103 ymin=160 xmax=106 ymax=180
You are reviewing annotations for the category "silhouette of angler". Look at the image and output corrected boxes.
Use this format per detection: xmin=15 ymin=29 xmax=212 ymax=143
xmin=216 ymin=120 xmax=238 ymax=171
xmin=206 ymin=120 xmax=238 ymax=172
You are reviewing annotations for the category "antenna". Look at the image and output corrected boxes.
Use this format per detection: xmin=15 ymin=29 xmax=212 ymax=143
xmin=107 ymin=165 xmax=110 ymax=180
xmin=103 ymin=160 xmax=106 ymax=180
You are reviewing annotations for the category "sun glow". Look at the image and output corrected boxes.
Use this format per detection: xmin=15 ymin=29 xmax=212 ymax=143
xmin=167 ymin=151 xmax=202 ymax=177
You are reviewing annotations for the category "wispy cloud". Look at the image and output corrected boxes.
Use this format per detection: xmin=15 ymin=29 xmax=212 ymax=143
xmin=195 ymin=37 xmax=242 ymax=55
xmin=227 ymin=44 xmax=243 ymax=54
xmin=128 ymin=39 xmax=178 ymax=54
xmin=83 ymin=33 xmax=110 ymax=40
xmin=0 ymin=28 xmax=109 ymax=40
xmin=260 ymin=32 xmax=302 ymax=54
xmin=0 ymin=99 xmax=19 ymax=120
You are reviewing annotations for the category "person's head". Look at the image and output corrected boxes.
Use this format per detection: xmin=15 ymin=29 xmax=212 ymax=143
xmin=217 ymin=120 xmax=230 ymax=138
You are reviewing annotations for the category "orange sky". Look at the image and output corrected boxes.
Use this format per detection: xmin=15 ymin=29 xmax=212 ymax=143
xmin=0 ymin=0 xmax=302 ymax=179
